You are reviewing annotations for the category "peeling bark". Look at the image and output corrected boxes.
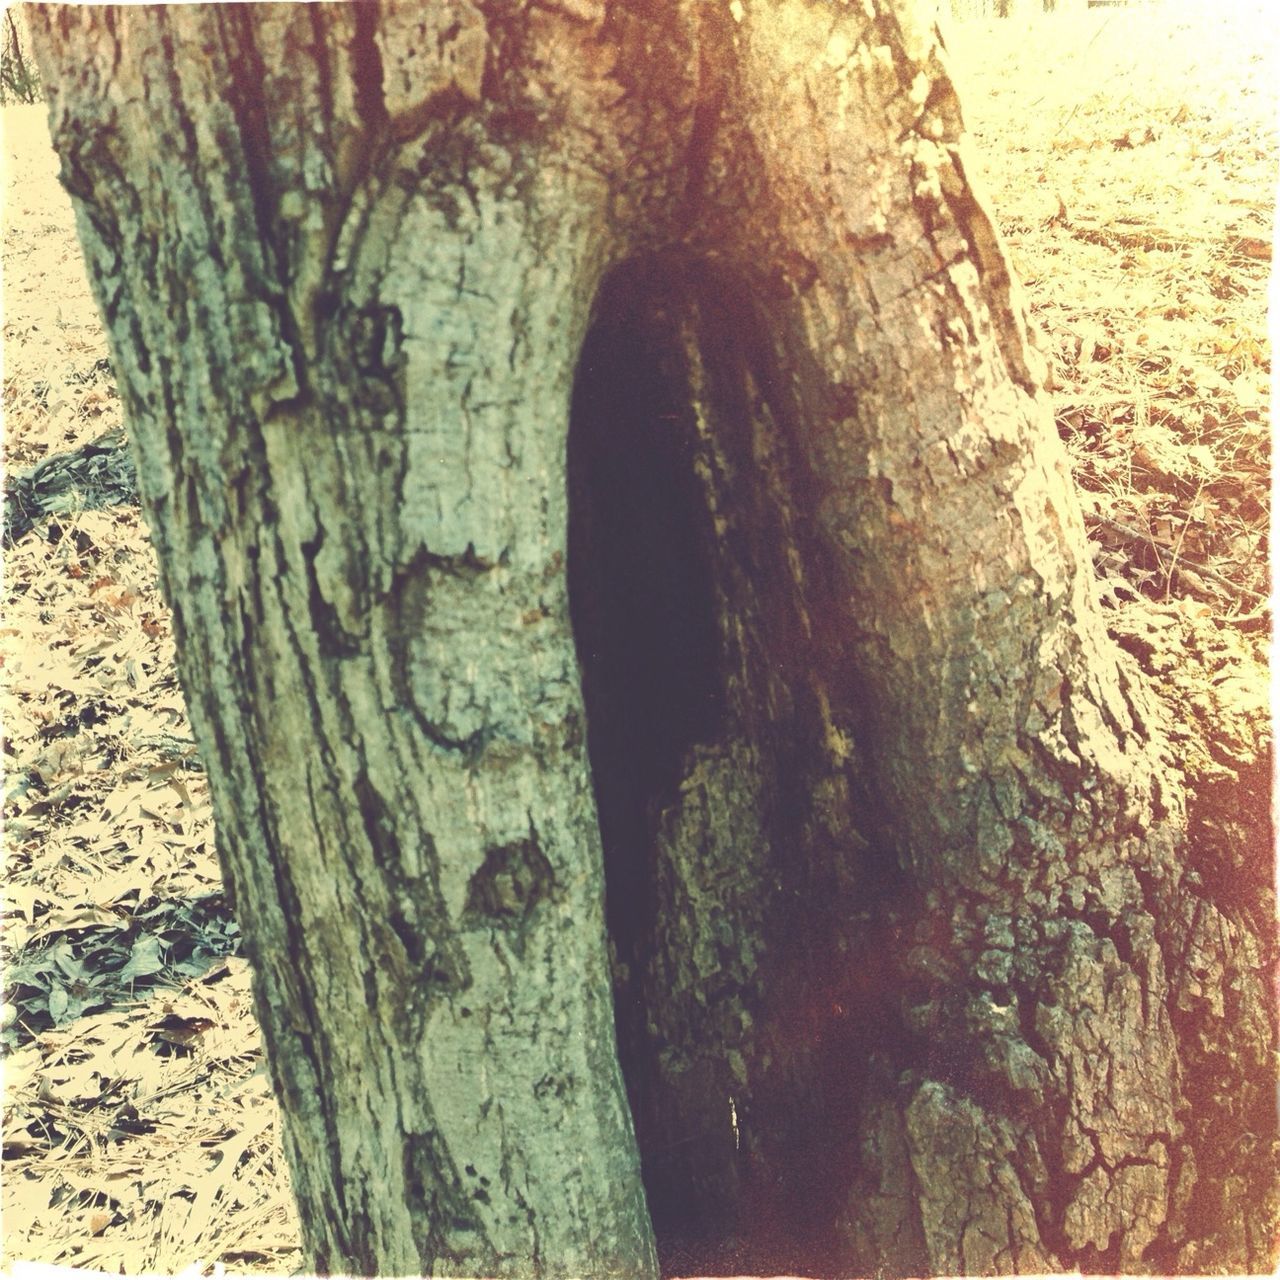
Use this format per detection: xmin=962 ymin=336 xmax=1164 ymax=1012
xmin=30 ymin=1 xmax=1276 ymax=1275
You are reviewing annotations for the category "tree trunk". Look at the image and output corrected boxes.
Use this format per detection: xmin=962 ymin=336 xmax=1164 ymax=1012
xmin=30 ymin=1 xmax=1276 ymax=1276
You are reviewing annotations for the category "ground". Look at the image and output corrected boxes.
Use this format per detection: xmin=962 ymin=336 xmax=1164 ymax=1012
xmin=1 ymin=3 xmax=1273 ymax=1273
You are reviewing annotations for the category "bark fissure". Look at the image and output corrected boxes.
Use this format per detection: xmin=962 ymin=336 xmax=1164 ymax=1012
xmin=349 ymin=1 xmax=389 ymax=139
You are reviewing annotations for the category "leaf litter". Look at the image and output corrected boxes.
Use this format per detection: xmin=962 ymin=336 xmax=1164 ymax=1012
xmin=1 ymin=1 xmax=1273 ymax=1273
xmin=2 ymin=60 xmax=297 ymax=1275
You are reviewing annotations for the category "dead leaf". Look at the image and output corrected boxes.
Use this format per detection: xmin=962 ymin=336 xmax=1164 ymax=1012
xmin=28 ymin=903 xmax=126 ymax=944
xmin=118 ymin=935 xmax=167 ymax=983
xmin=1229 ymin=235 xmax=1270 ymax=261
xmin=147 ymin=1014 xmax=215 ymax=1049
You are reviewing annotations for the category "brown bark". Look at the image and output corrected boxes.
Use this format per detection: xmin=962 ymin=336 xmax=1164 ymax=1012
xmin=29 ymin=1 xmax=1276 ymax=1275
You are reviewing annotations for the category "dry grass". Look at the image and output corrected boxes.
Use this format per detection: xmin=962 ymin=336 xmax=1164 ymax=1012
xmin=946 ymin=0 xmax=1274 ymax=620
xmin=2 ymin=2 xmax=1273 ymax=1273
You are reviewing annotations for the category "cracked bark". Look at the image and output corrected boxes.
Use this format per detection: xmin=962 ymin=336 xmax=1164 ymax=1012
xmin=30 ymin=1 xmax=1276 ymax=1275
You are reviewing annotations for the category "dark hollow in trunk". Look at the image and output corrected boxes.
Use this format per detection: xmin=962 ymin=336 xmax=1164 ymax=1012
xmin=567 ymin=263 xmax=728 ymax=1002
xmin=567 ymin=261 xmax=734 ymax=1248
xmin=567 ymin=259 xmax=905 ymax=1275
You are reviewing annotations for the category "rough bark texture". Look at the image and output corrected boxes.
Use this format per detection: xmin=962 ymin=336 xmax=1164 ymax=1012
xmin=30 ymin=1 xmax=1276 ymax=1276
xmin=29 ymin=5 xmax=667 ymax=1275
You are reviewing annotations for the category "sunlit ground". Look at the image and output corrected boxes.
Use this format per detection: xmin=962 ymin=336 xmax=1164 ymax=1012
xmin=2 ymin=0 xmax=1274 ymax=1273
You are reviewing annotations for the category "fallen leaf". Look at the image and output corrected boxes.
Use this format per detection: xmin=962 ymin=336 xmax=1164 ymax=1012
xmin=118 ymin=935 xmax=167 ymax=983
xmin=1229 ymin=235 xmax=1270 ymax=261
xmin=146 ymin=1014 xmax=215 ymax=1049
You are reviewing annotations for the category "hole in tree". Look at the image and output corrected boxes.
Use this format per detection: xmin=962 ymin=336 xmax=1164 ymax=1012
xmin=568 ymin=256 xmax=889 ymax=1276
xmin=567 ymin=262 xmax=726 ymax=1019
xmin=567 ymin=267 xmax=726 ymax=847
xmin=567 ymin=258 xmax=732 ymax=1247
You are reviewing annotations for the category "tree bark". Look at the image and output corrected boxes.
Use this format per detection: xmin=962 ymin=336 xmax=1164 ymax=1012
xmin=30 ymin=1 xmax=1276 ymax=1275
xmin=28 ymin=5 xmax=667 ymax=1275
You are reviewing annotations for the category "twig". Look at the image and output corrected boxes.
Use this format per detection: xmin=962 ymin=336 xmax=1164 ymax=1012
xmin=1162 ymin=475 xmax=1206 ymax=600
xmin=1088 ymin=513 xmax=1269 ymax=607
